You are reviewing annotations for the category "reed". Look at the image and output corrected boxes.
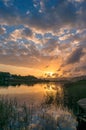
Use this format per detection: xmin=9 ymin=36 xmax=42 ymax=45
xmin=0 ymin=98 xmax=33 ymax=130
xmin=0 ymin=97 xmax=77 ymax=130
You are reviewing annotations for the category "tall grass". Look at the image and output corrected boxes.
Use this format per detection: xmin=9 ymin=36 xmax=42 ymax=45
xmin=0 ymin=98 xmax=34 ymax=130
xmin=0 ymin=97 xmax=77 ymax=130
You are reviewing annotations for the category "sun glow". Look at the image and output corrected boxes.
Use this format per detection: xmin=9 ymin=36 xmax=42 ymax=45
xmin=48 ymin=72 xmax=53 ymax=76
xmin=45 ymin=71 xmax=55 ymax=78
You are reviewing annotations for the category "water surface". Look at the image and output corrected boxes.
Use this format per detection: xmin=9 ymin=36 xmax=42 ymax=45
xmin=0 ymin=82 xmax=86 ymax=112
xmin=0 ymin=82 xmax=86 ymax=130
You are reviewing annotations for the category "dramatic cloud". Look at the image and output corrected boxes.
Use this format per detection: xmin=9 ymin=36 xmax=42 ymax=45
xmin=0 ymin=0 xmax=85 ymax=30
xmin=0 ymin=0 xmax=86 ymax=77
xmin=66 ymin=47 xmax=84 ymax=64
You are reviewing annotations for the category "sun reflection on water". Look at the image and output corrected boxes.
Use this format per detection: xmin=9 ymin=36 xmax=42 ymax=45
xmin=43 ymin=83 xmax=64 ymax=105
xmin=44 ymin=83 xmax=63 ymax=95
xmin=0 ymin=83 xmax=65 ymax=106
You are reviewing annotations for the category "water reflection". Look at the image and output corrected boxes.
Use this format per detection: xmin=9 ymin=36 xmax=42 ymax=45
xmin=0 ymin=82 xmax=86 ymax=113
xmin=0 ymin=82 xmax=86 ymax=130
xmin=0 ymin=84 xmax=45 ymax=105
xmin=0 ymin=84 xmax=44 ymax=94
xmin=0 ymin=83 xmax=64 ymax=106
xmin=43 ymin=83 xmax=64 ymax=106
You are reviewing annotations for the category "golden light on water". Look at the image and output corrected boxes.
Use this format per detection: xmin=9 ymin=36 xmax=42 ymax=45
xmin=44 ymin=83 xmax=64 ymax=97
xmin=0 ymin=83 xmax=64 ymax=105
xmin=56 ymin=86 xmax=64 ymax=96
xmin=43 ymin=83 xmax=64 ymax=105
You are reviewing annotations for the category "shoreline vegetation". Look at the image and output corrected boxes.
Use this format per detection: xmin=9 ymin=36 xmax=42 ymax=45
xmin=0 ymin=71 xmax=86 ymax=85
xmin=0 ymin=97 xmax=77 ymax=130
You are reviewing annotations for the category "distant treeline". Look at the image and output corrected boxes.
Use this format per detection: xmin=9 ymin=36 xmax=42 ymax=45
xmin=0 ymin=72 xmax=39 ymax=86
xmin=0 ymin=72 xmax=50 ymax=86
xmin=0 ymin=71 xmax=37 ymax=80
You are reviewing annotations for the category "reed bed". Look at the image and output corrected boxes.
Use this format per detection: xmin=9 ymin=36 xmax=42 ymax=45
xmin=0 ymin=97 xmax=77 ymax=130
xmin=0 ymin=98 xmax=34 ymax=130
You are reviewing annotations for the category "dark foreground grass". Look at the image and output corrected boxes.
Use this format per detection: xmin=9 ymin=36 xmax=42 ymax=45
xmin=0 ymin=97 xmax=77 ymax=130
xmin=0 ymin=98 xmax=33 ymax=130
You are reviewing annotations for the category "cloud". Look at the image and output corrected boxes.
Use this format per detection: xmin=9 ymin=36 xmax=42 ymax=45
xmin=42 ymin=38 xmax=59 ymax=55
xmin=68 ymin=0 xmax=84 ymax=3
xmin=0 ymin=0 xmax=82 ymax=31
xmin=0 ymin=0 xmax=86 ymax=76
xmin=22 ymin=28 xmax=33 ymax=37
xmin=27 ymin=0 xmax=77 ymax=32
xmin=9 ymin=27 xmax=34 ymax=41
xmin=0 ymin=0 xmax=85 ymax=37
xmin=2 ymin=0 xmax=14 ymax=7
xmin=0 ymin=26 xmax=6 ymax=34
xmin=0 ymin=40 xmax=41 ymax=67
xmin=74 ymin=65 xmax=86 ymax=72
xmin=66 ymin=47 xmax=84 ymax=64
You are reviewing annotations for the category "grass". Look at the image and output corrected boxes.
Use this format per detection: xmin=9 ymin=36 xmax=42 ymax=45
xmin=0 ymin=98 xmax=34 ymax=130
xmin=0 ymin=97 xmax=77 ymax=130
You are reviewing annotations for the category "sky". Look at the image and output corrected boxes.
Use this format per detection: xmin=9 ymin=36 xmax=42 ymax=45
xmin=0 ymin=0 xmax=86 ymax=77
